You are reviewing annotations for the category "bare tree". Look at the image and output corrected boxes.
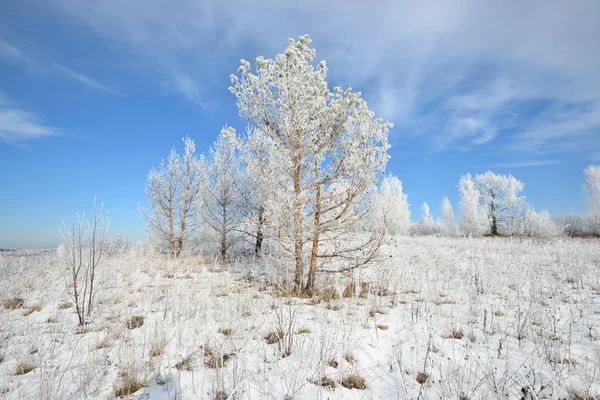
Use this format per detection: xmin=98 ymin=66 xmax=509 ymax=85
xmin=60 ymin=196 xmax=110 ymax=326
xmin=140 ymin=137 xmax=203 ymax=257
xmin=230 ymin=35 xmax=391 ymax=290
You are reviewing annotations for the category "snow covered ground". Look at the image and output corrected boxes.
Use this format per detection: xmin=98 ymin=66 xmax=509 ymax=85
xmin=1 ymin=236 xmax=599 ymax=399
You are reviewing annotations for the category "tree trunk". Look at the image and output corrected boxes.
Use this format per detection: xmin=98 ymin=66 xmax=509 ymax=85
xmin=293 ymin=161 xmax=304 ymax=289
xmin=221 ymin=200 xmax=227 ymax=261
xmin=169 ymin=197 xmax=176 ymax=258
xmin=491 ymin=215 xmax=498 ymax=235
xmin=255 ymin=204 xmax=264 ymax=256
xmin=306 ymin=165 xmax=321 ymax=291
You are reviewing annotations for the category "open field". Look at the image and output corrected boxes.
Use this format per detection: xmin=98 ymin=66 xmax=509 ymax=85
xmin=1 ymin=237 xmax=599 ymax=399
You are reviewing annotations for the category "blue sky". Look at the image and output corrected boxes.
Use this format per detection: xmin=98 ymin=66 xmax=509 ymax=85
xmin=1 ymin=1 xmax=599 ymax=248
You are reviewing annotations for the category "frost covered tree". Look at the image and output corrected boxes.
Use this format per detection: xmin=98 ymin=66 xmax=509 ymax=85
xmin=412 ymin=201 xmax=439 ymax=235
xmin=473 ymin=171 xmax=526 ymax=235
xmin=371 ymin=174 xmax=410 ymax=235
xmin=458 ymin=174 xmax=489 ymax=237
xmin=229 ymin=35 xmax=391 ymax=290
xmin=419 ymin=202 xmax=434 ymax=226
xmin=441 ymin=197 xmax=458 ymax=236
xmin=200 ymin=127 xmax=245 ymax=261
xmin=140 ymin=137 xmax=203 ymax=257
xmin=584 ymin=164 xmax=600 ymax=235
xmin=238 ymin=128 xmax=285 ymax=256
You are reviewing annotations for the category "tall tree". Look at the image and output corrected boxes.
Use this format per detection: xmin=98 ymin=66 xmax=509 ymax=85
xmin=140 ymin=137 xmax=203 ymax=257
xmin=229 ymin=35 xmax=391 ymax=290
xmin=441 ymin=197 xmax=458 ymax=236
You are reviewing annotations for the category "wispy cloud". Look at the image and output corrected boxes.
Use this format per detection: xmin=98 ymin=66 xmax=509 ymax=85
xmin=487 ymin=160 xmax=561 ymax=168
xmin=56 ymin=64 xmax=120 ymax=96
xmin=0 ymin=91 xmax=59 ymax=144
xmin=48 ymin=0 xmax=600 ymax=156
xmin=1 ymin=38 xmax=120 ymax=95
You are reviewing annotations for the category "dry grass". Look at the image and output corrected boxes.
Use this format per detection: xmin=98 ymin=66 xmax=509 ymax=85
xmin=95 ymin=336 xmax=113 ymax=350
xmin=344 ymin=352 xmax=356 ymax=365
xmin=23 ymin=305 xmax=42 ymax=316
xmin=217 ymin=328 xmax=232 ymax=336
xmin=14 ymin=361 xmax=36 ymax=375
xmin=416 ymin=372 xmax=429 ymax=384
xmin=58 ymin=300 xmax=73 ymax=310
xmin=201 ymin=345 xmax=232 ymax=369
xmin=296 ymin=327 xmax=311 ymax=334
xmin=114 ymin=370 xmax=145 ymax=397
xmin=313 ymin=376 xmax=335 ymax=389
xmin=2 ymin=297 xmax=24 ymax=310
xmin=340 ymin=374 xmax=366 ymax=390
xmin=265 ymin=330 xmax=284 ymax=344
xmin=376 ymin=324 xmax=389 ymax=330
xmin=442 ymin=328 xmax=464 ymax=339
xmin=126 ymin=315 xmax=144 ymax=329
xmin=174 ymin=353 xmax=195 ymax=371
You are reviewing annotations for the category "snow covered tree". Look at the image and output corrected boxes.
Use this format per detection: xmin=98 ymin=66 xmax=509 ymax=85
xmin=230 ymin=35 xmax=391 ymax=290
xmin=584 ymin=164 xmax=600 ymax=236
xmin=140 ymin=137 xmax=203 ymax=257
xmin=458 ymin=173 xmax=489 ymax=237
xmin=473 ymin=171 xmax=526 ymax=235
xmin=420 ymin=202 xmax=434 ymax=226
xmin=200 ymin=127 xmax=245 ymax=261
xmin=238 ymin=128 xmax=286 ymax=256
xmin=371 ymin=174 xmax=411 ymax=235
xmin=441 ymin=197 xmax=458 ymax=236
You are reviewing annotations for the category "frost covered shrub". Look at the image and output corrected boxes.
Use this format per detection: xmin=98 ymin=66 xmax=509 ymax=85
xmin=518 ymin=209 xmax=563 ymax=239
xmin=559 ymin=214 xmax=591 ymax=237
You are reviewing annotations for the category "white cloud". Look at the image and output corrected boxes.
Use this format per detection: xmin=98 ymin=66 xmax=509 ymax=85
xmin=45 ymin=0 xmax=600 ymax=154
xmin=0 ymin=91 xmax=59 ymax=144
